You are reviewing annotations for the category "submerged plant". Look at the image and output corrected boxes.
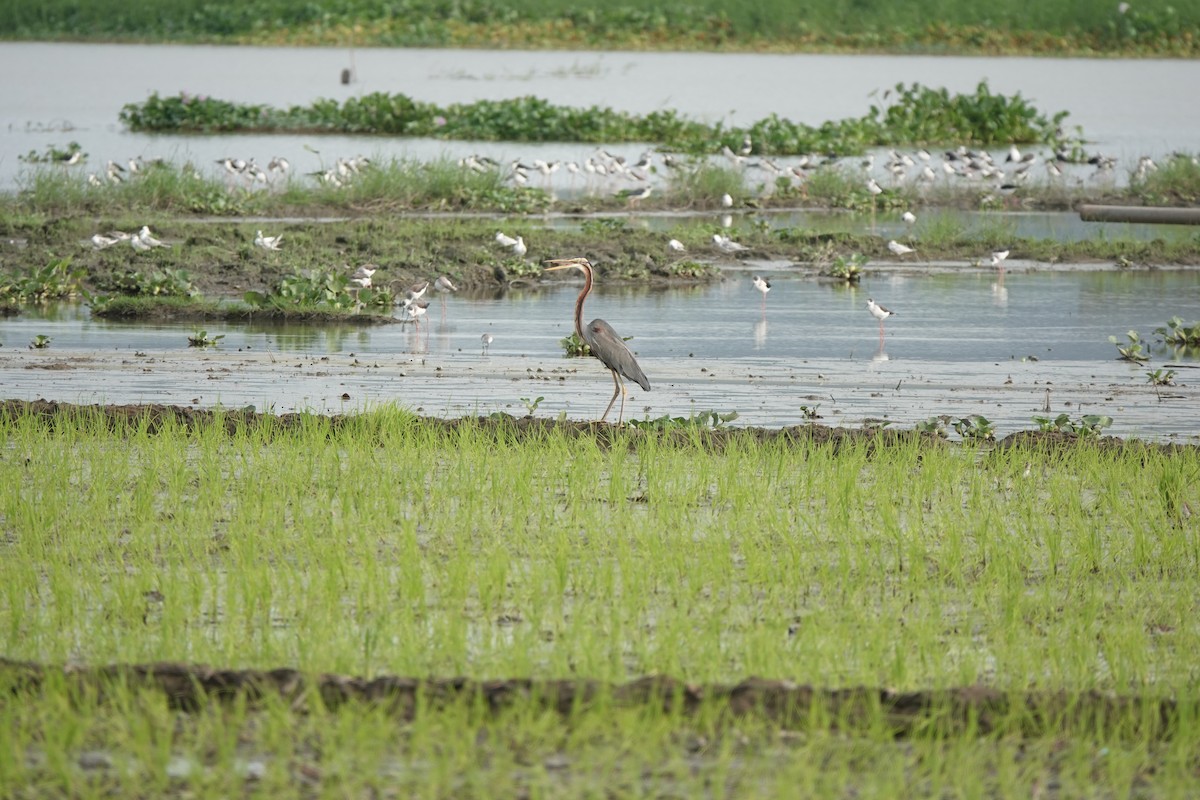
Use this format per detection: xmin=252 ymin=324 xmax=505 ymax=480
xmin=914 ymin=415 xmax=951 ymax=438
xmin=1155 ymin=316 xmax=1200 ymax=348
xmin=560 ymin=332 xmax=591 ymax=358
xmin=1145 ymin=368 xmax=1177 ymax=387
xmin=821 ymin=252 xmax=868 ymax=283
xmin=187 ymin=329 xmax=224 ymax=347
xmin=0 ymin=257 xmax=86 ymax=304
xmin=1031 ymin=413 xmax=1113 ymax=437
xmin=19 ymin=141 xmax=86 ymax=165
xmin=629 ymin=409 xmax=738 ymax=430
xmin=953 ymin=415 xmax=995 ymax=441
xmin=1108 ymin=330 xmax=1150 ymax=362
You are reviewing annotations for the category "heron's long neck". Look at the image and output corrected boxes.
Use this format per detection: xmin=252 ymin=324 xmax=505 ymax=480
xmin=573 ymin=265 xmax=592 ymax=340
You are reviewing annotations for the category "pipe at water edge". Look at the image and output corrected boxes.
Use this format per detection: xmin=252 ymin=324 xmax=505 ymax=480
xmin=1079 ymin=205 xmax=1200 ymax=225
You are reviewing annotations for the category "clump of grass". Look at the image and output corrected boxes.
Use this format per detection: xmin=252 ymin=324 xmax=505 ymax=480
xmin=14 ymin=162 xmax=264 ymax=216
xmin=663 ymin=161 xmax=745 ymax=209
xmin=279 ymin=157 xmax=550 ymax=214
xmin=1130 ymin=153 xmax=1200 ymax=205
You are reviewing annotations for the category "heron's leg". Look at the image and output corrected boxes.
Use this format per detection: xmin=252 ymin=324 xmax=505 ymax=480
xmin=600 ymin=369 xmax=620 ymax=422
xmin=617 ymin=379 xmax=628 ymax=424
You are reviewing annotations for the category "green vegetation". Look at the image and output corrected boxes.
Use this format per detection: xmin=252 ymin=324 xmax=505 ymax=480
xmin=1130 ymin=153 xmax=1200 ymax=205
xmin=243 ymin=268 xmax=395 ymax=313
xmin=185 ymin=328 xmax=224 ymax=347
xmin=1110 ymin=330 xmax=1151 ymax=362
xmin=1031 ymin=413 xmax=1114 ymax=438
xmin=1156 ymin=316 xmax=1200 ymax=349
xmin=121 ymin=81 xmax=1071 ymax=154
xmin=1 ymin=405 xmax=1199 ymax=796
xmin=0 ymin=257 xmax=85 ymax=304
xmin=3 ymin=0 xmax=1197 ymax=56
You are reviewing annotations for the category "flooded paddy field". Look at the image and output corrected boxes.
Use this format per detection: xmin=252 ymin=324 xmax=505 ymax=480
xmin=3 ymin=265 xmax=1198 ymax=440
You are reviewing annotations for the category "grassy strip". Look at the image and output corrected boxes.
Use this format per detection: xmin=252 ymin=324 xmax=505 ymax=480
xmin=4 ymin=206 xmax=1200 ymax=311
xmin=2 ymin=0 xmax=1196 ymax=56
xmin=88 ymin=295 xmax=399 ymax=324
xmin=119 ymin=82 xmax=1069 ymax=153
xmin=4 ymin=688 xmax=1196 ymax=798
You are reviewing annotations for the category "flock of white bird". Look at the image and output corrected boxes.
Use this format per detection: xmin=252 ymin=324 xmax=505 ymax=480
xmin=89 ymin=225 xmax=170 ymax=252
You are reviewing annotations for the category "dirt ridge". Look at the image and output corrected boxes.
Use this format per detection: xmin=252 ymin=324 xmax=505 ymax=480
xmin=0 ymin=658 xmax=1186 ymax=738
xmin=3 ymin=398 xmax=1195 ymax=455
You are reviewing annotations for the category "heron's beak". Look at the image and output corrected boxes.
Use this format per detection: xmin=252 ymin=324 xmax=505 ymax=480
xmin=543 ymin=257 xmax=583 ymax=272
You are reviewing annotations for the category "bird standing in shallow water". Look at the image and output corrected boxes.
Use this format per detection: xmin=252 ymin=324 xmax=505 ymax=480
xmin=887 ymin=240 xmax=915 ymax=257
xmin=867 ymin=298 xmax=895 ymax=346
xmin=434 ymin=275 xmax=457 ymax=318
xmin=544 ymin=257 xmax=650 ymax=425
xmin=481 ymin=333 xmax=493 ymax=354
xmin=753 ymin=275 xmax=771 ymax=312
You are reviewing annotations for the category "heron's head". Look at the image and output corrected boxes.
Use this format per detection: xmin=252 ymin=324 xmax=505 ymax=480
xmin=543 ymin=257 xmax=592 ymax=274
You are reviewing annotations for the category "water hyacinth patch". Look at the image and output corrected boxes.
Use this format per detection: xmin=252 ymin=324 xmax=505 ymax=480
xmin=120 ymin=82 xmax=1074 ymax=154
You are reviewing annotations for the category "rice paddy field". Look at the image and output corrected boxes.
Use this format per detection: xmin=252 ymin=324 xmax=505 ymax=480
xmin=1 ymin=402 xmax=1199 ymax=797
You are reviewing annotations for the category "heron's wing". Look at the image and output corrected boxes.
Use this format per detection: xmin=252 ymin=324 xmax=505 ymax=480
xmin=584 ymin=319 xmax=650 ymax=392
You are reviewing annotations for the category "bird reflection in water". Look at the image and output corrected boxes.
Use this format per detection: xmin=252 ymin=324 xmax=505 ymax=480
xmin=753 ymin=317 xmax=768 ymax=349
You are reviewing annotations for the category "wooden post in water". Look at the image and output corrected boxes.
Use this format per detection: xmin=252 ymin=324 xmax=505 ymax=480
xmin=1079 ymin=205 xmax=1200 ymax=225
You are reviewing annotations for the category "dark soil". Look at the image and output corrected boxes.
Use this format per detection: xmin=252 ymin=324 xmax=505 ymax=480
xmin=0 ymin=657 xmax=1185 ymax=738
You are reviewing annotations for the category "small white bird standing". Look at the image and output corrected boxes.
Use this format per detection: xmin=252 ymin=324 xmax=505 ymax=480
xmin=713 ymin=233 xmax=749 ymax=254
xmin=434 ymin=275 xmax=457 ymax=317
xmin=866 ymin=178 xmax=884 ymax=196
xmin=720 ymin=193 xmax=734 ymax=208
xmin=350 ymin=265 xmax=377 ymax=291
xmin=254 ymin=230 xmax=283 ymax=251
xmin=887 ymin=240 xmax=916 ymax=256
xmin=990 ymin=249 xmax=1011 ymax=269
xmin=510 ymin=235 xmax=528 ymax=258
xmin=752 ymin=275 xmax=771 ymax=311
xmin=495 ymin=231 xmax=518 ymax=247
xmin=902 ymin=211 xmax=917 ymax=225
xmin=137 ymin=225 xmax=169 ymax=248
xmin=129 ymin=232 xmax=153 ymax=252
xmin=867 ymin=298 xmax=895 ymax=344
xmin=90 ymin=233 xmax=120 ymax=250
xmin=406 ymin=280 xmax=430 ymax=304
xmin=481 ymin=333 xmax=493 ymax=354
xmin=667 ymin=238 xmax=686 ymax=253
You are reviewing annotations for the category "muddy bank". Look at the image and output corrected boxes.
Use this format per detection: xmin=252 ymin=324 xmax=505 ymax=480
xmin=0 ymin=658 xmax=1184 ymax=738
xmin=2 ymin=399 xmax=1194 ymax=456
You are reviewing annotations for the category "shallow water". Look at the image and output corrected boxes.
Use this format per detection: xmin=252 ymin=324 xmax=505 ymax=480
xmin=1 ymin=43 xmax=1198 ymax=191
xmin=3 ymin=268 xmax=1198 ymax=439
